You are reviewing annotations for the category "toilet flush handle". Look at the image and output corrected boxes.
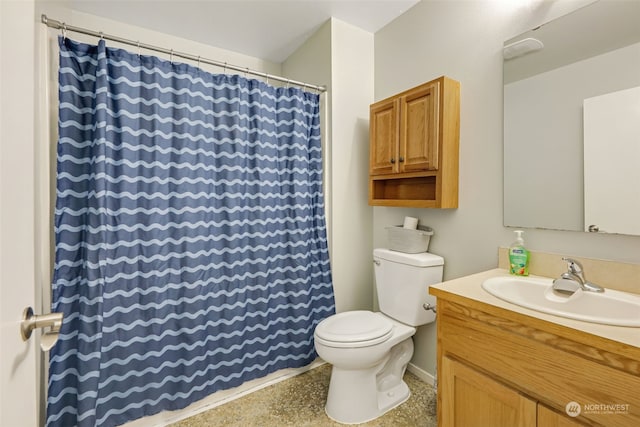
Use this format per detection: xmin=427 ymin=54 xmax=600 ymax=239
xmin=423 ymin=303 xmax=436 ymax=314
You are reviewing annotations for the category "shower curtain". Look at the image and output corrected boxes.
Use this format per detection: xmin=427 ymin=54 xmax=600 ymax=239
xmin=47 ymin=37 xmax=334 ymax=427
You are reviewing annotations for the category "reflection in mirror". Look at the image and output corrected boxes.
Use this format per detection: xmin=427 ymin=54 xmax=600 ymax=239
xmin=583 ymin=86 xmax=640 ymax=235
xmin=503 ymin=0 xmax=640 ymax=235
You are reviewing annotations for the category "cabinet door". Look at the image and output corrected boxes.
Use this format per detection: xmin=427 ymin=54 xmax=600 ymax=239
xmin=441 ymin=356 xmax=536 ymax=427
xmin=369 ymin=97 xmax=399 ymax=175
xmin=538 ymin=404 xmax=589 ymax=427
xmin=400 ymin=81 xmax=440 ymax=172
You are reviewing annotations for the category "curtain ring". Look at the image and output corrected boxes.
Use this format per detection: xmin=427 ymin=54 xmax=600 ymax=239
xmin=223 ymin=62 xmax=227 ymax=73
xmin=197 ymin=55 xmax=201 ymax=68
xmin=245 ymin=67 xmax=249 ymax=78
xmin=286 ymin=79 xmax=290 ymax=89
xmin=137 ymin=41 xmax=141 ymax=57
xmin=303 ymin=83 xmax=307 ymax=92
xmin=170 ymin=49 xmax=173 ymax=64
xmin=265 ymin=74 xmax=269 ymax=85
xmin=99 ymin=31 xmax=104 ymax=40
xmin=62 ymin=23 xmax=67 ymax=40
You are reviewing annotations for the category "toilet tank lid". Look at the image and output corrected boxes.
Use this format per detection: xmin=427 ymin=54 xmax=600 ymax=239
xmin=374 ymin=248 xmax=444 ymax=267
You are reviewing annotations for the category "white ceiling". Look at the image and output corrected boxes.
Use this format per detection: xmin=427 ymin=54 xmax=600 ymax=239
xmin=69 ymin=0 xmax=420 ymax=63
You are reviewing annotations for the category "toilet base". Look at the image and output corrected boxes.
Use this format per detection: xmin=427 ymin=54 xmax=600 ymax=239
xmin=377 ymin=376 xmax=410 ymax=414
xmin=325 ymin=380 xmax=410 ymax=425
xmin=324 ymin=338 xmax=414 ymax=424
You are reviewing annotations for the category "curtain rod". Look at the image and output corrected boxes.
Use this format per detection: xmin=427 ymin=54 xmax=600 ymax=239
xmin=40 ymin=14 xmax=327 ymax=93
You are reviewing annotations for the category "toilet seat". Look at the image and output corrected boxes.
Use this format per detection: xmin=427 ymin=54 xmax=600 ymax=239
xmin=315 ymin=311 xmax=393 ymax=348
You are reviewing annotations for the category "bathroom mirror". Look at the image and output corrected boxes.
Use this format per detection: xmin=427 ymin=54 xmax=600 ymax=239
xmin=503 ymin=0 xmax=640 ymax=235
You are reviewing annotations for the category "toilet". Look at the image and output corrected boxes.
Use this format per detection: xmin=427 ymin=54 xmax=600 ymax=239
xmin=314 ymin=248 xmax=444 ymax=424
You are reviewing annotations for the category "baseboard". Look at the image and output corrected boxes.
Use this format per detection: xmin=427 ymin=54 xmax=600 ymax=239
xmin=407 ymin=362 xmax=435 ymax=387
xmin=123 ymin=358 xmax=327 ymax=427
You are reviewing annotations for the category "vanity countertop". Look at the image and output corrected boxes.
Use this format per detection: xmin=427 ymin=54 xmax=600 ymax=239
xmin=429 ymin=268 xmax=640 ymax=352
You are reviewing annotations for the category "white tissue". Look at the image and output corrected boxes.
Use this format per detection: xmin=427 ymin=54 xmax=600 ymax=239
xmin=403 ymin=216 xmax=418 ymax=229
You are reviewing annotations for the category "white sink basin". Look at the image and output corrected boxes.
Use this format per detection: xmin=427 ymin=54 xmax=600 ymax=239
xmin=481 ymin=276 xmax=640 ymax=327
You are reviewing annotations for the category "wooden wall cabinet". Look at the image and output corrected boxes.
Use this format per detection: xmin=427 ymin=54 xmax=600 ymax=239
xmin=369 ymin=76 xmax=460 ymax=208
xmin=432 ymin=294 xmax=640 ymax=427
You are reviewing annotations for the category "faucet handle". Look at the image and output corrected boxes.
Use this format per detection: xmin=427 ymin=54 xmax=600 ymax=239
xmin=559 ymin=257 xmax=604 ymax=293
xmin=562 ymin=257 xmax=583 ymax=274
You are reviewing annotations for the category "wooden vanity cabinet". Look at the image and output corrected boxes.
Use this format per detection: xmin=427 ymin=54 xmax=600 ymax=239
xmin=368 ymin=76 xmax=459 ymax=208
xmin=432 ymin=295 xmax=640 ymax=427
xmin=441 ymin=355 xmax=588 ymax=427
xmin=441 ymin=356 xmax=537 ymax=427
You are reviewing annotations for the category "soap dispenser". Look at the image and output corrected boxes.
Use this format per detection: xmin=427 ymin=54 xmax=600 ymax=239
xmin=509 ymin=230 xmax=530 ymax=276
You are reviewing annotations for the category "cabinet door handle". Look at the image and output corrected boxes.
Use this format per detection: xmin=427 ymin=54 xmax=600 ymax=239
xmin=399 ymin=157 xmax=404 ymax=163
xmin=390 ymin=158 xmax=396 ymax=164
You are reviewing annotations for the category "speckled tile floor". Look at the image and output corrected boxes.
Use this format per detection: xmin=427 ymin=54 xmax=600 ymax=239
xmin=171 ymin=364 xmax=437 ymax=427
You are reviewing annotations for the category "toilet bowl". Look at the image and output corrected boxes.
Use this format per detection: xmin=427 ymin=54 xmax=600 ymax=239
xmin=314 ymin=249 xmax=444 ymax=424
xmin=314 ymin=311 xmax=416 ymax=424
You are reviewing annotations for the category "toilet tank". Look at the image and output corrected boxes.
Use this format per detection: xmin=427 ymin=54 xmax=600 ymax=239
xmin=373 ymin=248 xmax=444 ymax=326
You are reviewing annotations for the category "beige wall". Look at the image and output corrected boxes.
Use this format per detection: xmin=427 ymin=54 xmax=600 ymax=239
xmin=374 ymin=0 xmax=640 ymax=376
xmin=327 ymin=19 xmax=374 ymax=312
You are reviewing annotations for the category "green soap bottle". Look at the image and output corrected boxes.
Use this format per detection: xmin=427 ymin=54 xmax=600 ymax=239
xmin=509 ymin=230 xmax=530 ymax=276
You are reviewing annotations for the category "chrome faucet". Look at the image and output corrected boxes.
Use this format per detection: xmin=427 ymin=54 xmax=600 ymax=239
xmin=552 ymin=257 xmax=604 ymax=294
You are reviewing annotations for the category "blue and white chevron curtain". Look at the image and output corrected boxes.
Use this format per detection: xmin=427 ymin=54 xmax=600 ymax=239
xmin=48 ymin=37 xmax=334 ymax=427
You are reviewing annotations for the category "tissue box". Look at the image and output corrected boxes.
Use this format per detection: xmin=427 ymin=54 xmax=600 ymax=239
xmin=386 ymin=225 xmax=434 ymax=253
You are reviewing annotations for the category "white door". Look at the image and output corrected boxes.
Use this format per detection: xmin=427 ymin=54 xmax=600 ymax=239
xmin=583 ymin=86 xmax=640 ymax=235
xmin=0 ymin=1 xmax=41 ymax=426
